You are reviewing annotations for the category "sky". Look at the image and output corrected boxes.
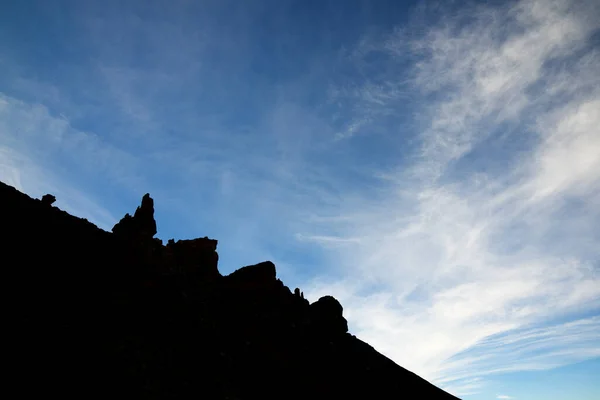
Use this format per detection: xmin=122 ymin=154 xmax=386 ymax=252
xmin=1 ymin=0 xmax=599 ymax=398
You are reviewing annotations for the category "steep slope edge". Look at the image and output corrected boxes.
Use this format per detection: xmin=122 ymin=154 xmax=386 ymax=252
xmin=1 ymin=181 xmax=459 ymax=399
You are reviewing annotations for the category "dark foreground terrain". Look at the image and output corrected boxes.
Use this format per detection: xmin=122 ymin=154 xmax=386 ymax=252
xmin=2 ymin=180 xmax=459 ymax=399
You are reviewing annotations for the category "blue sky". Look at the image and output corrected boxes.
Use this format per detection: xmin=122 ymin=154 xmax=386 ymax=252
xmin=1 ymin=0 xmax=599 ymax=398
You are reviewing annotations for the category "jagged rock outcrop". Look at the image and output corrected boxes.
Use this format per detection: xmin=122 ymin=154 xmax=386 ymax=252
xmin=112 ymin=193 xmax=157 ymax=239
xmin=226 ymin=260 xmax=276 ymax=283
xmin=111 ymin=194 xmax=220 ymax=281
xmin=293 ymin=287 xmax=305 ymax=299
xmin=165 ymin=237 xmax=220 ymax=280
xmin=1 ymin=180 xmax=460 ymax=400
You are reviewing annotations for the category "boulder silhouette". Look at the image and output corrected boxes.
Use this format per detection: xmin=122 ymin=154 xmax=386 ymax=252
xmin=41 ymin=193 xmax=56 ymax=206
xmin=310 ymin=295 xmax=349 ymax=335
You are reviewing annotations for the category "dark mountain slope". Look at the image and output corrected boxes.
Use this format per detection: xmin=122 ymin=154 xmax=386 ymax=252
xmin=1 ymin=180 xmax=459 ymax=399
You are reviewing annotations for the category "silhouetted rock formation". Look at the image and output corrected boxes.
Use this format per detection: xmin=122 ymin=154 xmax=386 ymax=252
xmin=1 ymin=180 xmax=460 ymax=400
xmin=112 ymin=193 xmax=157 ymax=239
xmin=309 ymin=295 xmax=349 ymax=336
xmin=41 ymin=193 xmax=56 ymax=206
xmin=227 ymin=260 xmax=276 ymax=283
xmin=164 ymin=237 xmax=220 ymax=280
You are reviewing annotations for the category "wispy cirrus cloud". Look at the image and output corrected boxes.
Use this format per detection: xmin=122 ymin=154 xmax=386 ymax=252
xmin=302 ymin=0 xmax=600 ymax=396
xmin=1 ymin=1 xmax=598 ymax=397
xmin=0 ymin=94 xmax=128 ymax=229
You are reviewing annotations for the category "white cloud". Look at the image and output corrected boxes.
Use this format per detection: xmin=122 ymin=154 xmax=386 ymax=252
xmin=527 ymin=99 xmax=600 ymax=200
xmin=295 ymin=233 xmax=363 ymax=245
xmin=301 ymin=0 xmax=600 ymax=396
xmin=497 ymin=395 xmax=513 ymax=400
xmin=405 ymin=0 xmax=600 ymax=182
xmin=0 ymin=147 xmax=23 ymax=191
xmin=0 ymin=146 xmax=118 ymax=231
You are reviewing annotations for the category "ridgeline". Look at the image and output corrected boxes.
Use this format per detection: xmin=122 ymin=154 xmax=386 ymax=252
xmin=2 ymin=180 xmax=459 ymax=399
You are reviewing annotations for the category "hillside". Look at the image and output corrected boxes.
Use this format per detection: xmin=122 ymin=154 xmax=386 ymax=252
xmin=1 ymin=180 xmax=459 ymax=399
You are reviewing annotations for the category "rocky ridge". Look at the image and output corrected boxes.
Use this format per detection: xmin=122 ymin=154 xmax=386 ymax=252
xmin=1 ymin=180 xmax=459 ymax=399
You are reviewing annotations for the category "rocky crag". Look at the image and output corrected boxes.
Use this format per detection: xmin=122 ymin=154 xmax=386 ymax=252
xmin=2 ymin=180 xmax=459 ymax=399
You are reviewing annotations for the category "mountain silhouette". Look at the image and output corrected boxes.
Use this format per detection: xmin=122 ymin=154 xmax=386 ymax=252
xmin=1 ymin=180 xmax=459 ymax=399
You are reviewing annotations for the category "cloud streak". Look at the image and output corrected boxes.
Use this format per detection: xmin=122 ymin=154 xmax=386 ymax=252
xmin=0 ymin=93 xmax=127 ymax=229
xmin=302 ymin=0 xmax=600 ymax=395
